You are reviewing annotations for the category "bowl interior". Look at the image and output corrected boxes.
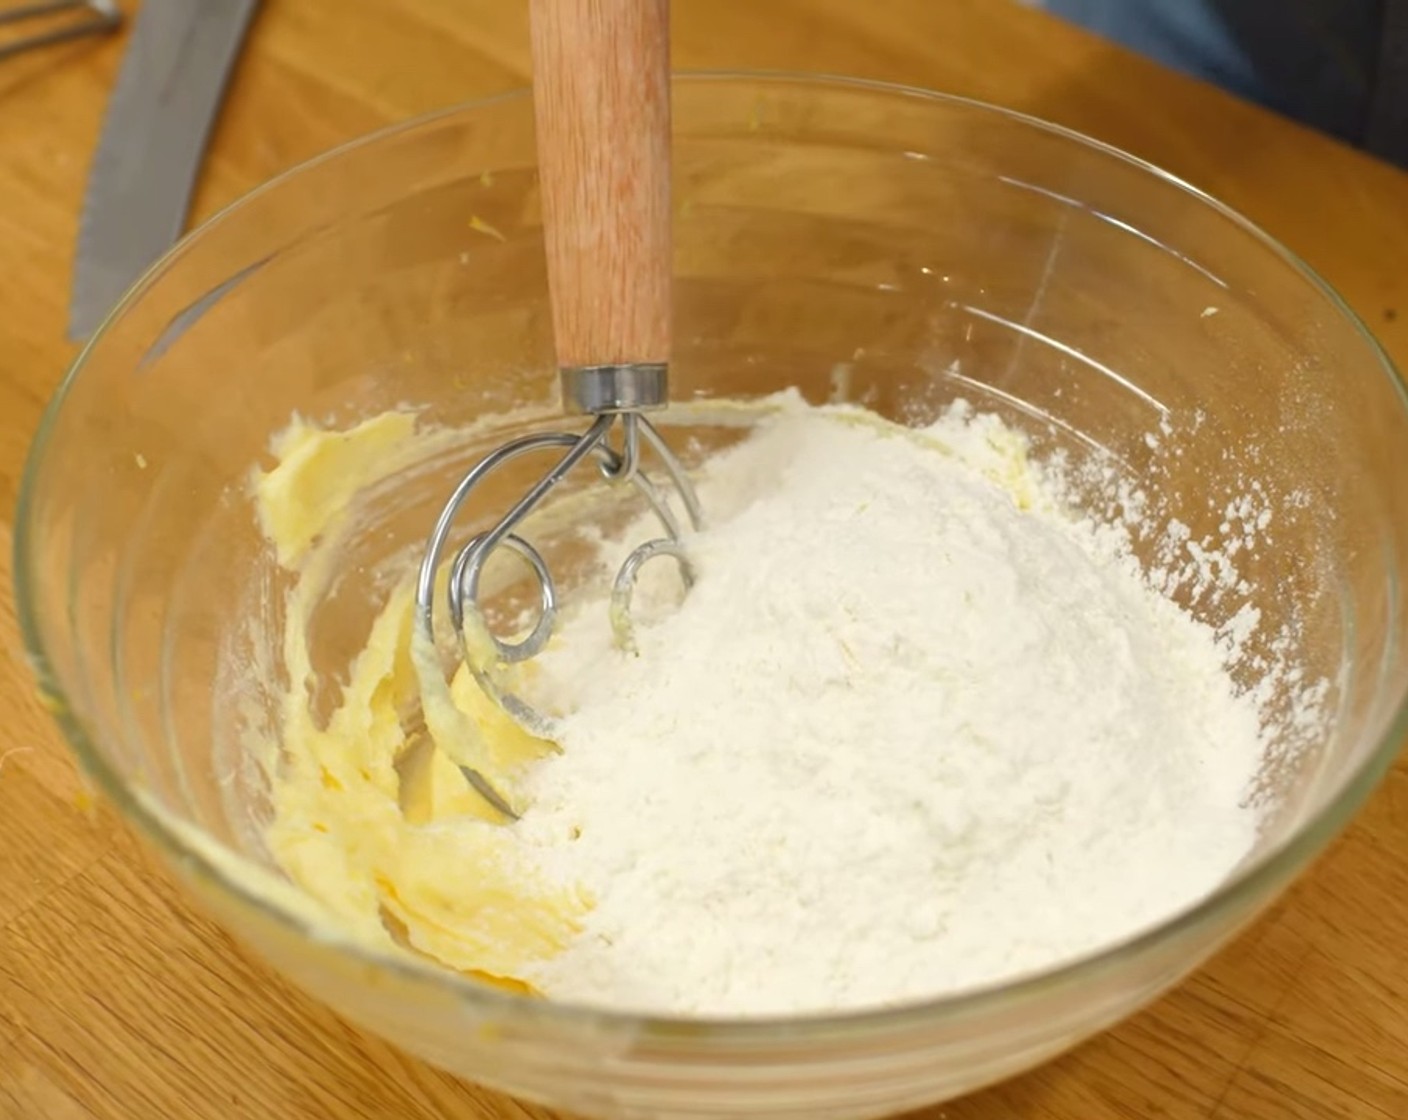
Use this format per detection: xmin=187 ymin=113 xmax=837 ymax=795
xmin=18 ymin=76 xmax=1408 ymax=1038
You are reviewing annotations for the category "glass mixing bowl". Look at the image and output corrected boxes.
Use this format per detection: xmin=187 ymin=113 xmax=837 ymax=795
xmin=16 ymin=74 xmax=1408 ymax=1120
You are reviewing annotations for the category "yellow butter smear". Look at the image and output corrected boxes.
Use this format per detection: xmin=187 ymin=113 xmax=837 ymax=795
xmin=253 ymin=413 xmax=585 ymax=992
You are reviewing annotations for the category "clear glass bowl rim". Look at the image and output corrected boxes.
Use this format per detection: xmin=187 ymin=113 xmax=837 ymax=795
xmin=15 ymin=71 xmax=1408 ymax=1042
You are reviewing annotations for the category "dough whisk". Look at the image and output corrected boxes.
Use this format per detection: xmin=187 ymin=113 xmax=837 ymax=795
xmin=415 ymin=0 xmax=701 ymax=813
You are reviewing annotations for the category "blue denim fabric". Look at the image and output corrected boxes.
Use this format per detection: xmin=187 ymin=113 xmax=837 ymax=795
xmin=1044 ymin=0 xmax=1407 ymax=166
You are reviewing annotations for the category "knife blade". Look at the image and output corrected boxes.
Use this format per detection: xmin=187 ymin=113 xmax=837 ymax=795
xmin=68 ymin=0 xmax=261 ymax=341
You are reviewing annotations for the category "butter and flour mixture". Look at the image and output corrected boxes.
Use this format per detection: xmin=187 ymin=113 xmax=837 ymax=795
xmin=256 ymin=394 xmax=1285 ymax=1017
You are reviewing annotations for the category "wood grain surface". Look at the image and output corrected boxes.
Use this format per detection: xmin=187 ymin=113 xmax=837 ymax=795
xmin=2 ymin=2 xmax=1407 ymax=1118
xmin=531 ymin=0 xmax=673 ymax=369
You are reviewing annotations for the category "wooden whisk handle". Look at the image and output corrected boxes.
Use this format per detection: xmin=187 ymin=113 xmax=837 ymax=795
xmin=529 ymin=0 xmax=671 ymax=393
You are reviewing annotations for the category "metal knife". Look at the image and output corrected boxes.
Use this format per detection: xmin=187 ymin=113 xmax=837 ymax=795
xmin=68 ymin=0 xmax=261 ymax=341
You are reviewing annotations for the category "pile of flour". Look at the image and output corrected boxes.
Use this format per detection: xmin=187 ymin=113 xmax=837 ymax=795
xmin=512 ymin=396 xmax=1269 ymax=1017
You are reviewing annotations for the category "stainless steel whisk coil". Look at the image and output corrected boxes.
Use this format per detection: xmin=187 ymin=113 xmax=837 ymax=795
xmin=414 ymin=363 xmax=703 ymax=738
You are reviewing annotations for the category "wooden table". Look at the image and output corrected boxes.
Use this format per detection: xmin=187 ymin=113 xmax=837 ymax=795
xmin=2 ymin=2 xmax=1406 ymax=1117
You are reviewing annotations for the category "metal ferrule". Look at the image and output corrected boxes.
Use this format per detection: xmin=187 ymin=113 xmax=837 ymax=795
xmin=561 ymin=362 xmax=668 ymax=414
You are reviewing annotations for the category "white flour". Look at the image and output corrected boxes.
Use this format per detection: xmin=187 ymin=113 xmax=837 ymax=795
xmin=515 ymin=396 xmax=1269 ymax=1017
